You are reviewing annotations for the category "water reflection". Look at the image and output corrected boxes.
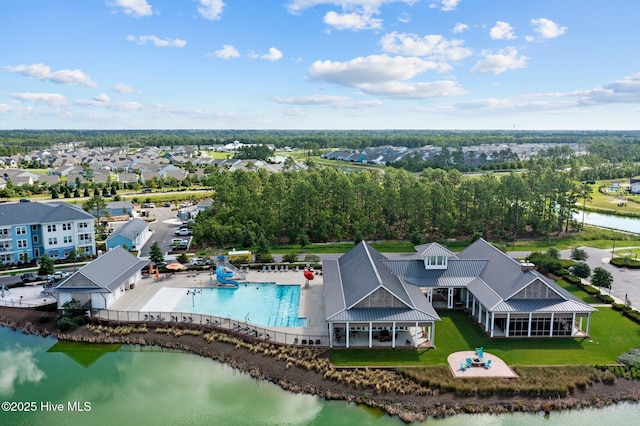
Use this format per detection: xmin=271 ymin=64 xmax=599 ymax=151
xmin=0 ymin=346 xmax=46 ymax=396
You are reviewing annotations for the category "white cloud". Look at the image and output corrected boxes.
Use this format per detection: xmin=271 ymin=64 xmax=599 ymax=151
xmin=529 ymin=18 xmax=567 ymax=40
xmin=93 ymin=93 xmax=111 ymax=103
xmin=213 ymin=44 xmax=240 ymax=59
xmin=309 ymin=54 xmax=440 ymax=86
xmin=323 ymin=10 xmax=382 ymax=31
xmin=471 ymin=47 xmax=528 ymax=74
xmin=127 ymin=35 xmax=187 ymax=48
xmin=490 ymin=21 xmax=516 ymax=40
xmin=11 ymin=92 xmax=67 ymax=107
xmin=0 ymin=103 xmax=10 ymax=113
xmin=308 ymin=54 xmax=464 ymax=99
xmin=358 ymin=80 xmax=466 ymax=98
xmin=109 ymin=0 xmax=152 ymax=18
xmin=287 ymin=1 xmax=418 ymax=14
xmin=380 ymin=32 xmax=472 ymax=61
xmin=452 ymin=23 xmax=468 ymax=34
xmin=113 ymin=83 xmax=136 ymax=94
xmin=429 ymin=0 xmax=460 ymax=11
xmin=576 ymin=73 xmax=640 ymax=104
xmin=197 ymin=0 xmax=225 ymax=20
xmin=4 ymin=63 xmax=97 ymax=88
xmin=260 ymin=47 xmax=284 ymax=61
xmin=272 ymin=94 xmax=382 ymax=108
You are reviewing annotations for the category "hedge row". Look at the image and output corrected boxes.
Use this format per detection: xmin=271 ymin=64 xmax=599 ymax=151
xmin=610 ymin=257 xmax=640 ymax=269
xmin=612 ymin=303 xmax=640 ymax=325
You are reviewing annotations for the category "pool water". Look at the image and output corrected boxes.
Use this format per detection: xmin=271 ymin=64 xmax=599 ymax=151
xmin=173 ymin=283 xmax=307 ymax=327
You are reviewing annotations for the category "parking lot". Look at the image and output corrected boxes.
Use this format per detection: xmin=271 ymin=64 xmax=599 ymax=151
xmin=137 ymin=205 xmax=195 ymax=258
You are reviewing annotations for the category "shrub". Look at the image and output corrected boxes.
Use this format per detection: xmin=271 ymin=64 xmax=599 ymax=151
xmin=282 ymin=253 xmax=299 ymax=263
xmin=564 ymin=275 xmax=581 ymax=284
xmin=555 ymin=268 xmax=569 ymax=276
xmin=610 ymin=257 xmax=640 ymax=269
xmin=598 ymin=294 xmax=615 ymax=304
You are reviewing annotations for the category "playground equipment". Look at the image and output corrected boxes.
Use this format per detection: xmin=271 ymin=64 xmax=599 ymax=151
xmin=216 ymin=266 xmax=239 ymax=286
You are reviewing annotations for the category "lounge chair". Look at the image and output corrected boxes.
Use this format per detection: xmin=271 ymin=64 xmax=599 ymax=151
xmin=460 ymin=362 xmax=468 ymax=371
xmin=466 ymin=358 xmax=473 ymax=366
xmin=144 ymin=315 xmax=149 ymax=321
xmin=484 ymin=359 xmax=492 ymax=369
xmin=265 ymin=334 xmax=271 ymax=340
xmin=315 ymin=339 xmax=321 ymax=345
xmin=476 ymin=347 xmax=484 ymax=358
xmin=301 ymin=339 xmax=307 ymax=345
xmin=293 ymin=337 xmax=298 ymax=345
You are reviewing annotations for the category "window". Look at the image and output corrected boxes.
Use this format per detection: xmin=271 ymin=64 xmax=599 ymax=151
xmin=31 ymin=225 xmax=38 ymax=231
xmin=62 ymin=223 xmax=71 ymax=231
xmin=0 ymin=228 xmax=9 ymax=237
xmin=48 ymin=237 xmax=58 ymax=245
xmin=33 ymin=235 xmax=39 ymax=244
xmin=16 ymin=226 xmax=26 ymax=235
xmin=47 ymin=224 xmax=57 ymax=232
xmin=78 ymin=222 xmax=88 ymax=230
xmin=17 ymin=239 xmax=27 ymax=248
xmin=63 ymin=236 xmax=73 ymax=244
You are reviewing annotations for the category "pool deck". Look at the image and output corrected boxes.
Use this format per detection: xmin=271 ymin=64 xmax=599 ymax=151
xmin=105 ymin=268 xmax=327 ymax=341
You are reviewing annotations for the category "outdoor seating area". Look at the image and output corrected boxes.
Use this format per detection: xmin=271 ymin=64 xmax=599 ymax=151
xmin=448 ymin=350 xmax=518 ymax=378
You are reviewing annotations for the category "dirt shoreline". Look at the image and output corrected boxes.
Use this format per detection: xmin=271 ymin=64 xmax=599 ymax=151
xmin=3 ymin=306 xmax=640 ymax=423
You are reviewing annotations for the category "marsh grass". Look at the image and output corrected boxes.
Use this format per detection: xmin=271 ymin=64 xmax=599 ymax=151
xmin=399 ymin=365 xmax=611 ymax=397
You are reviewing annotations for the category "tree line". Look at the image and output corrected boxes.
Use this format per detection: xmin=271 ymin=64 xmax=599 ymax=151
xmin=191 ymin=166 xmax=588 ymax=249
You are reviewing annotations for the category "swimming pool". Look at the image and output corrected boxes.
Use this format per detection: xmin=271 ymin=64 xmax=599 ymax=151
xmin=173 ymin=283 xmax=307 ymax=327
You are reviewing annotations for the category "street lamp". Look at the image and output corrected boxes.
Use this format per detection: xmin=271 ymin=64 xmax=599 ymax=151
xmin=187 ymin=289 xmax=201 ymax=307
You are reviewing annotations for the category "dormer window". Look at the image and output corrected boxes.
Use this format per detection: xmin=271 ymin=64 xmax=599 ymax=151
xmin=424 ymin=255 xmax=448 ymax=270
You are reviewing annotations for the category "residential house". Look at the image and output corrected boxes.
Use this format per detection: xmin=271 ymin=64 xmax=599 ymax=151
xmin=105 ymin=218 xmax=151 ymax=251
xmin=630 ymin=177 xmax=640 ymax=194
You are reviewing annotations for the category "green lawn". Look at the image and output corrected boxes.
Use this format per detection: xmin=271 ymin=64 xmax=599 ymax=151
xmin=330 ymin=308 xmax=640 ymax=367
xmin=555 ymin=279 xmax=601 ymax=304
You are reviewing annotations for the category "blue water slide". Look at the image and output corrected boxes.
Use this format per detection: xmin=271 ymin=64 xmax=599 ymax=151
xmin=216 ymin=266 xmax=239 ymax=285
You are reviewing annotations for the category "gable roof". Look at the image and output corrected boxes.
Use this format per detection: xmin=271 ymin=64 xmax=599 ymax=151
xmin=107 ymin=218 xmax=148 ymax=243
xmin=324 ymin=242 xmax=440 ymax=323
xmin=0 ymin=202 xmax=94 ymax=227
xmin=414 ymin=242 xmax=457 ymax=258
xmin=55 ymin=246 xmax=148 ymax=293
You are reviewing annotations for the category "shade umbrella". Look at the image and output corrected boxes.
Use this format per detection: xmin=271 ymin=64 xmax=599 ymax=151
xmin=165 ymin=263 xmax=185 ymax=271
xmin=303 ymin=269 xmax=314 ymax=281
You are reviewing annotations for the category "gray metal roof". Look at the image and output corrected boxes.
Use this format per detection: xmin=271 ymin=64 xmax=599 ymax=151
xmin=337 ymin=242 xmax=413 ymax=310
xmin=107 ymin=218 xmax=148 ymax=242
xmin=328 ymin=307 xmax=439 ymax=322
xmin=324 ymin=242 xmax=440 ymax=322
xmin=0 ymin=202 xmax=94 ymax=227
xmin=414 ymin=242 xmax=457 ymax=258
xmin=382 ymin=259 xmax=487 ymax=281
xmin=492 ymin=299 xmax=596 ymax=313
xmin=55 ymin=246 xmax=148 ymax=293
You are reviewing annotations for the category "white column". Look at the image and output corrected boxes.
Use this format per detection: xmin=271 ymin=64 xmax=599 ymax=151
xmin=485 ymin=312 xmax=490 ymax=332
xmin=465 ymin=290 xmax=469 ymax=309
xmin=431 ymin=323 xmax=435 ymax=347
xmin=527 ymin=313 xmax=532 ymax=337
xmin=549 ymin=313 xmax=554 ymax=337
xmin=369 ymin=322 xmax=373 ymax=348
xmin=586 ymin=313 xmax=591 ymax=336
xmin=346 ymin=321 xmax=350 ymax=348
xmin=505 ymin=313 xmax=511 ymax=337
xmin=392 ymin=321 xmax=396 ymax=348
xmin=477 ymin=304 xmax=482 ymax=323
xmin=490 ymin=313 xmax=495 ymax=338
xmin=427 ymin=288 xmax=433 ymax=304
xmin=447 ymin=288 xmax=453 ymax=308
xmin=415 ymin=321 xmax=419 ymax=347
xmin=471 ymin=295 xmax=476 ymax=315
xmin=571 ymin=312 xmax=576 ymax=337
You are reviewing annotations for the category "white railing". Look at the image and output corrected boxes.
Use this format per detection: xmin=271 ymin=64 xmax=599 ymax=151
xmin=94 ymin=309 xmax=327 ymax=347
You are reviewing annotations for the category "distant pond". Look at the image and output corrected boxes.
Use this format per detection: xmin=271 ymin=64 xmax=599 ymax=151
xmin=575 ymin=210 xmax=640 ymax=234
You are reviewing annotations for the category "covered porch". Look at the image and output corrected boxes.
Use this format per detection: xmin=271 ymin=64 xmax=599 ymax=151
xmin=328 ymin=320 xmax=435 ymax=348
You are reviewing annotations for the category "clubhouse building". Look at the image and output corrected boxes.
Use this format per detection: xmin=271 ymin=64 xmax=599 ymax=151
xmin=324 ymin=239 xmax=596 ymax=348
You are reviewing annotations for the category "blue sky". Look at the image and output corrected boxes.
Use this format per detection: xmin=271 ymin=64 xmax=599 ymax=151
xmin=2 ymin=0 xmax=640 ymax=130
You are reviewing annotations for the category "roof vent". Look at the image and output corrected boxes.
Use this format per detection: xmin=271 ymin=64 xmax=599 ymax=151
xmin=520 ymin=262 xmax=535 ymax=271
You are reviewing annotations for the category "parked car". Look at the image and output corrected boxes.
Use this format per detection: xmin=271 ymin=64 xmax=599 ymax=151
xmin=142 ymin=188 xmax=152 ymax=193
xmin=19 ymin=198 xmax=31 ymax=203
xmin=50 ymin=271 xmax=71 ymax=281
xmin=142 ymin=203 xmax=156 ymax=208
xmin=175 ymin=243 xmax=189 ymax=250
xmin=20 ymin=272 xmax=45 ymax=282
xmin=189 ymin=257 xmax=208 ymax=266
xmin=174 ymin=228 xmax=191 ymax=236
xmin=163 ymin=202 xmax=171 ymax=207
